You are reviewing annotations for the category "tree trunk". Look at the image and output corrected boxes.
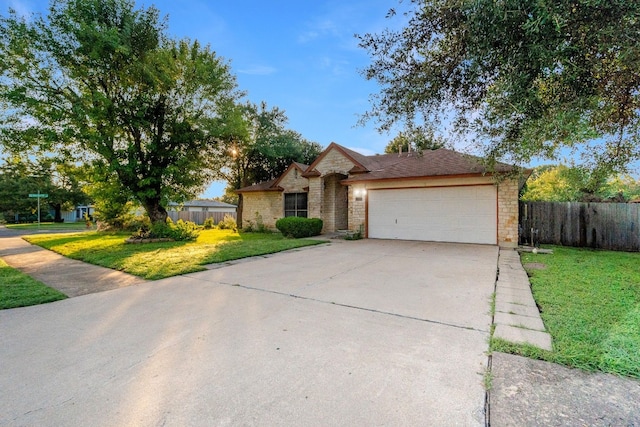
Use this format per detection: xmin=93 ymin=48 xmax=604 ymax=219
xmin=52 ymin=203 xmax=63 ymax=222
xmin=237 ymin=193 xmax=244 ymax=228
xmin=142 ymin=199 xmax=168 ymax=224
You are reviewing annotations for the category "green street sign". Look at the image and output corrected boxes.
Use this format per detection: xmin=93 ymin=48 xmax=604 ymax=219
xmin=28 ymin=193 xmax=48 ymax=198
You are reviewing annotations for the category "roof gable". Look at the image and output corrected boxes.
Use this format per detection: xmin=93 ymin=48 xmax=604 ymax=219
xmin=273 ymin=162 xmax=308 ymax=187
xmin=302 ymin=142 xmax=369 ymax=177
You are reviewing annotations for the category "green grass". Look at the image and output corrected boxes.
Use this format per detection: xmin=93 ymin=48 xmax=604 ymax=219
xmin=491 ymin=246 xmax=640 ymax=379
xmin=0 ymin=259 xmax=67 ymax=309
xmin=25 ymin=229 xmax=326 ymax=280
xmin=7 ymin=222 xmax=93 ymax=231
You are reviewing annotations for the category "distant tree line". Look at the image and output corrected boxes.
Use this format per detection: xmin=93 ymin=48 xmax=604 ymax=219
xmin=521 ymin=165 xmax=640 ymax=203
xmin=0 ymin=0 xmax=320 ymax=227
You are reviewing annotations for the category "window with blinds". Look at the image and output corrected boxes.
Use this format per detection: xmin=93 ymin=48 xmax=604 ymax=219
xmin=284 ymin=193 xmax=308 ymax=217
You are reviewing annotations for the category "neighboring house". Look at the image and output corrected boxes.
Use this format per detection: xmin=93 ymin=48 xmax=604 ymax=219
xmin=168 ymin=200 xmax=237 ymax=214
xmin=59 ymin=204 xmax=95 ymax=222
xmin=237 ymin=142 xmax=525 ymax=247
xmin=167 ymin=199 xmax=237 ymax=225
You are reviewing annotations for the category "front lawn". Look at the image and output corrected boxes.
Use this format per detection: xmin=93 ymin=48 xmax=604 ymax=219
xmin=492 ymin=246 xmax=640 ymax=379
xmin=25 ymin=229 xmax=325 ymax=280
xmin=0 ymin=259 xmax=67 ymax=309
xmin=7 ymin=222 xmax=94 ymax=231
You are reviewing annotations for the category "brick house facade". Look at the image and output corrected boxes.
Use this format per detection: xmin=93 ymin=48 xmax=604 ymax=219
xmin=237 ymin=143 xmax=525 ymax=247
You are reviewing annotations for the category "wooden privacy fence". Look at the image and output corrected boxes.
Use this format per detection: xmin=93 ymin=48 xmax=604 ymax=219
xmin=167 ymin=211 xmax=236 ymax=225
xmin=519 ymin=202 xmax=640 ymax=251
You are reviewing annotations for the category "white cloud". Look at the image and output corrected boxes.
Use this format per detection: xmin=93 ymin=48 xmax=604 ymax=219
xmin=316 ymin=56 xmax=350 ymax=76
xmin=298 ymin=18 xmax=340 ymax=43
xmin=237 ymin=65 xmax=277 ymax=76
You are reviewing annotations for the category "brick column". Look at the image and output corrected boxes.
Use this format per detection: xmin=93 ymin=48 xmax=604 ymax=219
xmin=308 ymin=177 xmax=322 ymax=220
xmin=497 ymin=179 xmax=519 ymax=247
xmin=348 ymin=185 xmax=366 ymax=234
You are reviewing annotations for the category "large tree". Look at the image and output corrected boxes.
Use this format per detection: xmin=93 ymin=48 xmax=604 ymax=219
xmin=359 ymin=0 xmax=640 ymax=175
xmin=384 ymin=125 xmax=445 ymax=154
xmin=212 ymin=101 xmax=322 ymax=224
xmin=521 ymin=164 xmax=640 ymax=202
xmin=0 ymin=0 xmax=241 ymax=224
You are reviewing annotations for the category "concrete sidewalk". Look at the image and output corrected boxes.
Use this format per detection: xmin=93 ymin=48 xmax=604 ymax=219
xmin=494 ymin=249 xmax=552 ymax=350
xmin=0 ymin=231 xmax=145 ymax=297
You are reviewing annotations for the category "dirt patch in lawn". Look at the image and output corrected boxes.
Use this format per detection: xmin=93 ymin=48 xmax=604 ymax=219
xmin=523 ymin=262 xmax=547 ymax=270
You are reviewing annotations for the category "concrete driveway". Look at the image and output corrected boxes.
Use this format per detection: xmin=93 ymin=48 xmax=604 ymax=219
xmin=0 ymin=240 xmax=498 ymax=426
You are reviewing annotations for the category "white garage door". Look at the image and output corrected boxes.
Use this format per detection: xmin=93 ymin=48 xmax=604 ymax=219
xmin=368 ymin=186 xmax=497 ymax=244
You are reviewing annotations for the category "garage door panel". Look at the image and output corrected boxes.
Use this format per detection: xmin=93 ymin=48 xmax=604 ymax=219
xmin=368 ymin=186 xmax=497 ymax=244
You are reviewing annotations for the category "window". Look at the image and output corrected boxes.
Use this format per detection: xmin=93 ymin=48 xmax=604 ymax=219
xmin=284 ymin=193 xmax=308 ymax=217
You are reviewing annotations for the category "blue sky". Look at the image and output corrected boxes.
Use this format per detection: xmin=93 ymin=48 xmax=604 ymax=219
xmin=3 ymin=1 xmax=637 ymax=196
xmin=2 ymin=0 xmax=407 ymax=198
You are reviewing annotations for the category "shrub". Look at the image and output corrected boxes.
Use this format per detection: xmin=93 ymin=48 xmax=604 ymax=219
xmin=149 ymin=220 xmax=172 ymax=238
xmin=93 ymin=200 xmax=137 ymax=230
xmin=203 ymin=216 xmax=215 ymax=229
xmin=130 ymin=217 xmax=199 ymax=241
xmin=242 ymin=212 xmax=269 ymax=233
xmin=344 ymin=223 xmax=364 ymax=240
xmin=217 ymin=214 xmax=237 ymax=232
xmin=276 ymin=217 xmax=323 ymax=238
xmin=123 ymin=215 xmax=151 ymax=232
xmin=170 ymin=219 xmax=200 ymax=241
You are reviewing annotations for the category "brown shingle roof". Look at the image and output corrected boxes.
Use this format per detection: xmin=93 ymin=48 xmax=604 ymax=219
xmin=236 ymin=144 xmax=515 ymax=192
xmin=235 ymin=178 xmax=282 ymax=193
xmin=342 ymin=148 xmax=513 ymax=183
xmin=292 ymin=162 xmax=309 ymax=170
xmin=237 ymin=162 xmax=309 ymax=193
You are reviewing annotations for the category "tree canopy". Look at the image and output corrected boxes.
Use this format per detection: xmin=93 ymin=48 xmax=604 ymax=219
xmin=0 ymin=156 xmax=88 ymax=222
xmin=0 ymin=0 xmax=241 ymax=223
xmin=213 ymin=101 xmax=322 ymax=189
xmin=212 ymin=101 xmax=322 ymax=221
xmin=359 ymin=0 xmax=640 ymax=175
xmin=521 ymin=164 xmax=640 ymax=202
xmin=383 ymin=125 xmax=445 ymax=154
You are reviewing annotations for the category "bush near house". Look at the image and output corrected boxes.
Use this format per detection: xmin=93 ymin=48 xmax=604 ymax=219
xmin=131 ymin=217 xmax=200 ymax=241
xmin=217 ymin=214 xmax=238 ymax=231
xmin=276 ymin=217 xmax=323 ymax=238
